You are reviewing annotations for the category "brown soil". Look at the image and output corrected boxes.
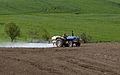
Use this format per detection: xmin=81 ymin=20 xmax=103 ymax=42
xmin=0 ymin=42 xmax=120 ymax=75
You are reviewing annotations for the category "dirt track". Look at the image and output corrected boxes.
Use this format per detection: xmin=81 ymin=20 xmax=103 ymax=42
xmin=0 ymin=42 xmax=120 ymax=75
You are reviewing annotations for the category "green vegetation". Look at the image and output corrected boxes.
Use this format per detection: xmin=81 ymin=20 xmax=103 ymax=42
xmin=0 ymin=0 xmax=120 ymax=14
xmin=4 ymin=22 xmax=20 ymax=42
xmin=0 ymin=0 xmax=120 ymax=42
xmin=80 ymin=32 xmax=92 ymax=43
xmin=28 ymin=26 xmax=50 ymax=42
xmin=0 ymin=14 xmax=120 ymax=42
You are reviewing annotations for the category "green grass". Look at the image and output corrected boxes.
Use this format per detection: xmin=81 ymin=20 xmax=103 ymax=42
xmin=0 ymin=0 xmax=120 ymax=14
xmin=0 ymin=14 xmax=120 ymax=42
xmin=0 ymin=0 xmax=120 ymax=42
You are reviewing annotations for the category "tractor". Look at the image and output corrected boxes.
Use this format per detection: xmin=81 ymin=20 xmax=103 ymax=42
xmin=52 ymin=36 xmax=81 ymax=47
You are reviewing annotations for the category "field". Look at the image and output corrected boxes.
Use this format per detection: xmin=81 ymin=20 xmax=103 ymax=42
xmin=0 ymin=42 xmax=120 ymax=75
xmin=0 ymin=14 xmax=120 ymax=42
xmin=0 ymin=0 xmax=120 ymax=14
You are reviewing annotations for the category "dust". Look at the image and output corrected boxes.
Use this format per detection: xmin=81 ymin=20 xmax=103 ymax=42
xmin=0 ymin=42 xmax=56 ymax=48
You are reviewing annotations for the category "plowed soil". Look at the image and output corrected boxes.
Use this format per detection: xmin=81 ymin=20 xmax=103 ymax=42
xmin=0 ymin=42 xmax=120 ymax=75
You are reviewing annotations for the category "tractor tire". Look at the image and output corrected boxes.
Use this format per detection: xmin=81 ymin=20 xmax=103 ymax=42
xmin=69 ymin=41 xmax=73 ymax=47
xmin=76 ymin=42 xmax=81 ymax=47
xmin=56 ymin=39 xmax=63 ymax=47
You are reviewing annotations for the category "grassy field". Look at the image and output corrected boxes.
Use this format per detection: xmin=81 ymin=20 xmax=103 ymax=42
xmin=0 ymin=0 xmax=120 ymax=42
xmin=0 ymin=0 xmax=120 ymax=14
xmin=0 ymin=14 xmax=120 ymax=42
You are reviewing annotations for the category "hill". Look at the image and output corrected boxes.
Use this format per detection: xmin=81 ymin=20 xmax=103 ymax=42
xmin=0 ymin=0 xmax=120 ymax=42
xmin=0 ymin=0 xmax=120 ymax=14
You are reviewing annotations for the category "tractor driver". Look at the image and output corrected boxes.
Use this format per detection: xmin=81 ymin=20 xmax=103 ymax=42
xmin=63 ymin=33 xmax=68 ymax=38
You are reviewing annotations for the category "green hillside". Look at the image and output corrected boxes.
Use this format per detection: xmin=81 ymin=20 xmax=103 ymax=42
xmin=0 ymin=0 xmax=120 ymax=42
xmin=0 ymin=0 xmax=120 ymax=14
xmin=109 ymin=0 xmax=120 ymax=3
xmin=0 ymin=14 xmax=120 ymax=42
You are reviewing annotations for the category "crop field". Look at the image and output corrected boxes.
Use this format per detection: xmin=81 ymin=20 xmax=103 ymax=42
xmin=0 ymin=14 xmax=120 ymax=42
xmin=0 ymin=0 xmax=120 ymax=14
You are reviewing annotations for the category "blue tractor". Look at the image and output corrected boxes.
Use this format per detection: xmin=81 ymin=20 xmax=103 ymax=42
xmin=54 ymin=36 xmax=81 ymax=47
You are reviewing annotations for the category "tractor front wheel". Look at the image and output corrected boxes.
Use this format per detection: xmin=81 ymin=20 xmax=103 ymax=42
xmin=56 ymin=39 xmax=63 ymax=47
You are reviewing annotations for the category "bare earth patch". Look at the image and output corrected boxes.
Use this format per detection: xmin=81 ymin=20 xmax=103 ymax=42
xmin=0 ymin=42 xmax=120 ymax=75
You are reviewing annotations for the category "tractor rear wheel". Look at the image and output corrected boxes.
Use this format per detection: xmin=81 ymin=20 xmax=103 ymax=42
xmin=76 ymin=42 xmax=81 ymax=47
xmin=56 ymin=39 xmax=63 ymax=47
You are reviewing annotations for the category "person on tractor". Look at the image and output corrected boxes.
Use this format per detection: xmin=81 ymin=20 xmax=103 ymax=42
xmin=63 ymin=33 xmax=68 ymax=38
xmin=72 ymin=30 xmax=74 ymax=36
